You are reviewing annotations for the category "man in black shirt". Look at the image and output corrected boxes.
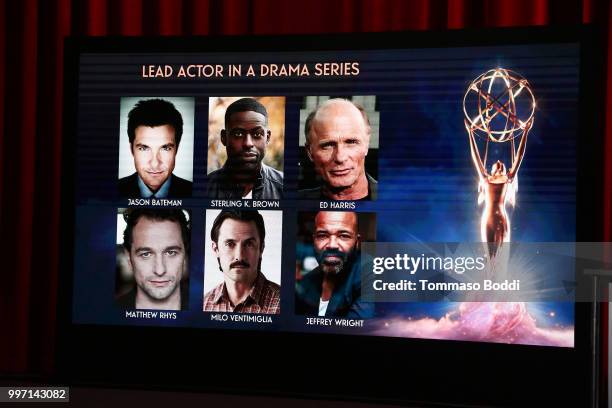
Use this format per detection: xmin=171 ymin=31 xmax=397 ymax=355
xmin=117 ymin=208 xmax=190 ymax=310
xmin=299 ymin=98 xmax=377 ymax=201
xmin=206 ymin=98 xmax=283 ymax=199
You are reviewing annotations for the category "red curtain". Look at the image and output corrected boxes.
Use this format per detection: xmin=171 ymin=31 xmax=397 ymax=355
xmin=1 ymin=0 xmax=610 ymax=383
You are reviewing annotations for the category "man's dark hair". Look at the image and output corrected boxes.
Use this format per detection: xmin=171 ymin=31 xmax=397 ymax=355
xmin=123 ymin=208 xmax=191 ymax=254
xmin=127 ymin=99 xmax=184 ymax=146
xmin=304 ymin=98 xmax=370 ymax=145
xmin=211 ymin=210 xmax=266 ymax=249
xmin=224 ymin=98 xmax=268 ymax=128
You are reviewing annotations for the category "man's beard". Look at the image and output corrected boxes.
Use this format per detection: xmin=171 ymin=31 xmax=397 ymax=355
xmin=314 ymin=246 xmax=356 ymax=275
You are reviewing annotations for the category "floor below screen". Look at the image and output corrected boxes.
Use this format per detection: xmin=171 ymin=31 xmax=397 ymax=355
xmin=0 ymin=377 xmax=435 ymax=408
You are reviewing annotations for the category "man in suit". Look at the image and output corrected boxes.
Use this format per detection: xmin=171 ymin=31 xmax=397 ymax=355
xmin=118 ymin=99 xmax=192 ymax=198
xmin=295 ymin=211 xmax=373 ymax=318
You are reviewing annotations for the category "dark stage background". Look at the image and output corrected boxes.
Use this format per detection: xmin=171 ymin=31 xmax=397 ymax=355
xmin=0 ymin=0 xmax=610 ymax=394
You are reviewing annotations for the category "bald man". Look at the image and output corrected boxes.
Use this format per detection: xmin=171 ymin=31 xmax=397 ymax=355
xmin=299 ymin=98 xmax=377 ymax=200
xmin=295 ymin=211 xmax=373 ymax=318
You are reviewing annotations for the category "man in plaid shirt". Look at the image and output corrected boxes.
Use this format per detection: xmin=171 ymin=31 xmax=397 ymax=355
xmin=203 ymin=210 xmax=280 ymax=314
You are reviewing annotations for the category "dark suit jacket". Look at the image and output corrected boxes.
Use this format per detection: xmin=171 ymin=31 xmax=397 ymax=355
xmin=295 ymin=255 xmax=374 ymax=318
xmin=118 ymin=173 xmax=192 ymax=198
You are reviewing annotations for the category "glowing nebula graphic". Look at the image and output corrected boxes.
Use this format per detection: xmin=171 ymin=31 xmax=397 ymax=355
xmin=371 ymin=302 xmax=574 ymax=347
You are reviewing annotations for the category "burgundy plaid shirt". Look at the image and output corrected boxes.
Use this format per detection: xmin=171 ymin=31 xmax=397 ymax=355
xmin=203 ymin=271 xmax=281 ymax=314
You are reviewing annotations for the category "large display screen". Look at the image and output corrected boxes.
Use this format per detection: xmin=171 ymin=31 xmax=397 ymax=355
xmin=69 ymin=36 xmax=581 ymax=350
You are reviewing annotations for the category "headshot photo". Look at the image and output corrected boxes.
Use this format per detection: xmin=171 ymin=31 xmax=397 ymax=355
xmin=295 ymin=211 xmax=376 ymax=318
xmin=118 ymin=97 xmax=195 ymax=198
xmin=206 ymin=96 xmax=285 ymax=199
xmin=298 ymin=96 xmax=380 ymax=201
xmin=115 ymin=208 xmax=191 ymax=311
xmin=203 ymin=209 xmax=282 ymax=314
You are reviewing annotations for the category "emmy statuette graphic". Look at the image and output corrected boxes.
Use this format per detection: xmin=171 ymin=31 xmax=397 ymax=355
xmin=463 ymin=68 xmax=536 ymax=259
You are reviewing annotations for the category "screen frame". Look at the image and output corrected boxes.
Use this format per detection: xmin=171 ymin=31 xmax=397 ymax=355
xmin=56 ymin=25 xmax=605 ymax=407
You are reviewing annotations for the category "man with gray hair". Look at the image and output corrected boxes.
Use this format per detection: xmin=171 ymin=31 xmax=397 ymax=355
xmin=299 ymin=98 xmax=377 ymax=200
